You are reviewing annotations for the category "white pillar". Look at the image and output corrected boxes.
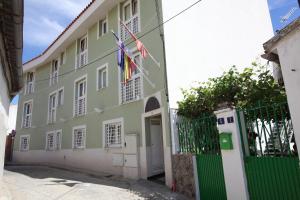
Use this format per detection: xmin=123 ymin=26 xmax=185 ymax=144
xmin=214 ymin=108 xmax=249 ymax=200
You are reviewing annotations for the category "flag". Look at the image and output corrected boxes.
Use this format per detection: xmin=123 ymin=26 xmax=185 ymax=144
xmin=120 ymin=20 xmax=148 ymax=59
xmin=112 ymin=30 xmax=125 ymax=71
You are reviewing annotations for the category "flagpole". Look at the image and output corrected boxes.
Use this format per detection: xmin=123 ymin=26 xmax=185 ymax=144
xmin=119 ymin=19 xmax=161 ymax=68
xmin=112 ymin=30 xmax=155 ymax=88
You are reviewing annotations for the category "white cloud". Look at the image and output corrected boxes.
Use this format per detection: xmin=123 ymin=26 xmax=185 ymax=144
xmin=24 ymin=0 xmax=91 ymax=47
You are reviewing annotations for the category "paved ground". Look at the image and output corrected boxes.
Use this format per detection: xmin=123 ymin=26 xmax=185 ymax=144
xmin=1 ymin=165 xmax=189 ymax=200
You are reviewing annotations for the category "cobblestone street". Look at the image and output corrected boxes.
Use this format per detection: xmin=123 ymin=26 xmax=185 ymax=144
xmin=1 ymin=166 xmax=189 ymax=200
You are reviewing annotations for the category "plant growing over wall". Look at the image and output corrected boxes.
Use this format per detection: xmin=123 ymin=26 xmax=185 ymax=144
xmin=177 ymin=63 xmax=287 ymax=118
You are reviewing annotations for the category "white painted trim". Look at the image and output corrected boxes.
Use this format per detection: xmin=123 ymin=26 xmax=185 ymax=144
xmin=56 ymin=129 xmax=63 ymax=150
xmin=96 ymin=63 xmax=108 ymax=91
xmin=97 ymin=15 xmax=109 ymax=39
xmin=73 ymin=74 xmax=88 ymax=117
xmin=19 ymin=135 xmax=30 ymax=151
xmin=102 ymin=117 xmax=124 ymax=149
xmin=57 ymin=87 xmax=65 ymax=106
xmin=47 ymin=90 xmax=58 ymax=124
xmin=72 ymin=125 xmax=87 ymax=149
xmin=21 ymin=99 xmax=33 ymax=128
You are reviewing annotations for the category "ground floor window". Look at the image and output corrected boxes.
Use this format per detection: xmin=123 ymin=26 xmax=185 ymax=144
xmin=103 ymin=118 xmax=123 ymax=148
xmin=46 ymin=130 xmax=62 ymax=151
xmin=20 ymin=135 xmax=30 ymax=151
xmin=73 ymin=126 xmax=86 ymax=149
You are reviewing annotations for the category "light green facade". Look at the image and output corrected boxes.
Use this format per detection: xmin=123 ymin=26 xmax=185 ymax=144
xmin=15 ymin=0 xmax=170 ymax=151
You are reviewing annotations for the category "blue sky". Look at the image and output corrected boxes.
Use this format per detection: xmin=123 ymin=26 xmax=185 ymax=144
xmin=11 ymin=0 xmax=300 ymax=105
xmin=268 ymin=0 xmax=300 ymax=31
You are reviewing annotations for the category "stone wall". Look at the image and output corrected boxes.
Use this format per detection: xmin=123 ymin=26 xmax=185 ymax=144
xmin=172 ymin=154 xmax=196 ymax=199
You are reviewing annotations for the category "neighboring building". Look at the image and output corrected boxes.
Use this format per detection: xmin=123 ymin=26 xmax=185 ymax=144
xmin=262 ymin=16 xmax=300 ymax=157
xmin=14 ymin=0 xmax=173 ymax=187
xmin=0 ymin=0 xmax=23 ymax=178
xmin=162 ymin=0 xmax=274 ymax=108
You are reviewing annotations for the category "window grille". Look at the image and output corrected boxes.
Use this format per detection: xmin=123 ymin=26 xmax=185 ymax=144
xmin=73 ymin=128 xmax=86 ymax=149
xmin=104 ymin=122 xmax=122 ymax=147
xmin=20 ymin=136 xmax=29 ymax=151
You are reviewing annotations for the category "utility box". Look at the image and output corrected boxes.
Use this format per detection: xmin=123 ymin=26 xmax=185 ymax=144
xmin=219 ymin=132 xmax=233 ymax=150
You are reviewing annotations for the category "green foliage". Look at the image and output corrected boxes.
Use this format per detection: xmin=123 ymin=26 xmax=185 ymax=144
xmin=177 ymin=63 xmax=287 ymax=118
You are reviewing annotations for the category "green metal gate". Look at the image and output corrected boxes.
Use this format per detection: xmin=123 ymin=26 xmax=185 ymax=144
xmin=178 ymin=115 xmax=227 ymax=200
xmin=237 ymin=102 xmax=300 ymax=200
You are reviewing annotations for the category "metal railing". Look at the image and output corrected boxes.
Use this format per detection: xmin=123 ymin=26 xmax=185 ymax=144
xmin=177 ymin=115 xmax=221 ymax=155
xmin=238 ymin=102 xmax=296 ymax=157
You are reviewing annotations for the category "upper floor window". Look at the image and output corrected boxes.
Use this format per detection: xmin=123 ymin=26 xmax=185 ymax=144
xmin=74 ymin=76 xmax=87 ymax=117
xmin=60 ymin=51 xmax=66 ymax=66
xmin=50 ymin=59 xmax=59 ymax=86
xmin=22 ymin=100 xmax=33 ymax=128
xmin=121 ymin=0 xmax=140 ymax=40
xmin=97 ymin=64 xmax=108 ymax=90
xmin=58 ymin=88 xmax=64 ymax=106
xmin=20 ymin=135 xmax=30 ymax=151
xmin=98 ymin=17 xmax=108 ymax=38
xmin=103 ymin=118 xmax=123 ymax=148
xmin=76 ymin=35 xmax=88 ymax=68
xmin=48 ymin=92 xmax=57 ymax=124
xmin=73 ymin=126 xmax=86 ymax=149
xmin=46 ymin=130 xmax=61 ymax=151
xmin=121 ymin=53 xmax=142 ymax=104
xmin=25 ymin=72 xmax=34 ymax=94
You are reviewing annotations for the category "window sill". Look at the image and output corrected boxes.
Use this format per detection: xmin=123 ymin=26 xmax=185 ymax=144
xmin=121 ymin=97 xmax=143 ymax=106
xmin=104 ymin=145 xmax=122 ymax=150
xmin=97 ymin=87 xmax=108 ymax=92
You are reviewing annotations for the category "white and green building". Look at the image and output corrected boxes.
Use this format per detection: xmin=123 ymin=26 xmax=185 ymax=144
xmin=14 ymin=0 xmax=173 ymax=186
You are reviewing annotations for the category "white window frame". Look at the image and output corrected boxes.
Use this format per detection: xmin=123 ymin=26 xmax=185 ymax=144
xmin=120 ymin=50 xmax=143 ymax=104
xmin=45 ymin=130 xmax=62 ymax=151
xmin=22 ymin=99 xmax=33 ymax=128
xmin=120 ymin=0 xmax=140 ymax=41
xmin=73 ymin=75 xmax=87 ymax=117
xmin=50 ymin=59 xmax=59 ymax=86
xmin=97 ymin=15 xmax=108 ymax=39
xmin=97 ymin=64 xmax=108 ymax=91
xmin=57 ymin=87 xmax=64 ymax=106
xmin=60 ymin=50 xmax=66 ymax=66
xmin=72 ymin=125 xmax=86 ymax=149
xmin=20 ymin=135 xmax=30 ymax=151
xmin=48 ymin=91 xmax=57 ymax=124
xmin=103 ymin=118 xmax=124 ymax=148
xmin=76 ymin=34 xmax=88 ymax=69
xmin=25 ymin=71 xmax=35 ymax=95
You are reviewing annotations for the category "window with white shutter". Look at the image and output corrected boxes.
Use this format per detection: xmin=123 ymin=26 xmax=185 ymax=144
xmin=76 ymin=35 xmax=88 ymax=68
xmin=74 ymin=77 xmax=87 ymax=116
xmin=22 ymin=100 xmax=33 ymax=128
xmin=121 ymin=53 xmax=142 ymax=103
xmin=25 ymin=72 xmax=34 ymax=94
xmin=50 ymin=59 xmax=59 ymax=85
xmin=48 ymin=93 xmax=57 ymax=124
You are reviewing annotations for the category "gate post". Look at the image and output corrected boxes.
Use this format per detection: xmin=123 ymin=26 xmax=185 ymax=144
xmin=214 ymin=107 xmax=249 ymax=200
